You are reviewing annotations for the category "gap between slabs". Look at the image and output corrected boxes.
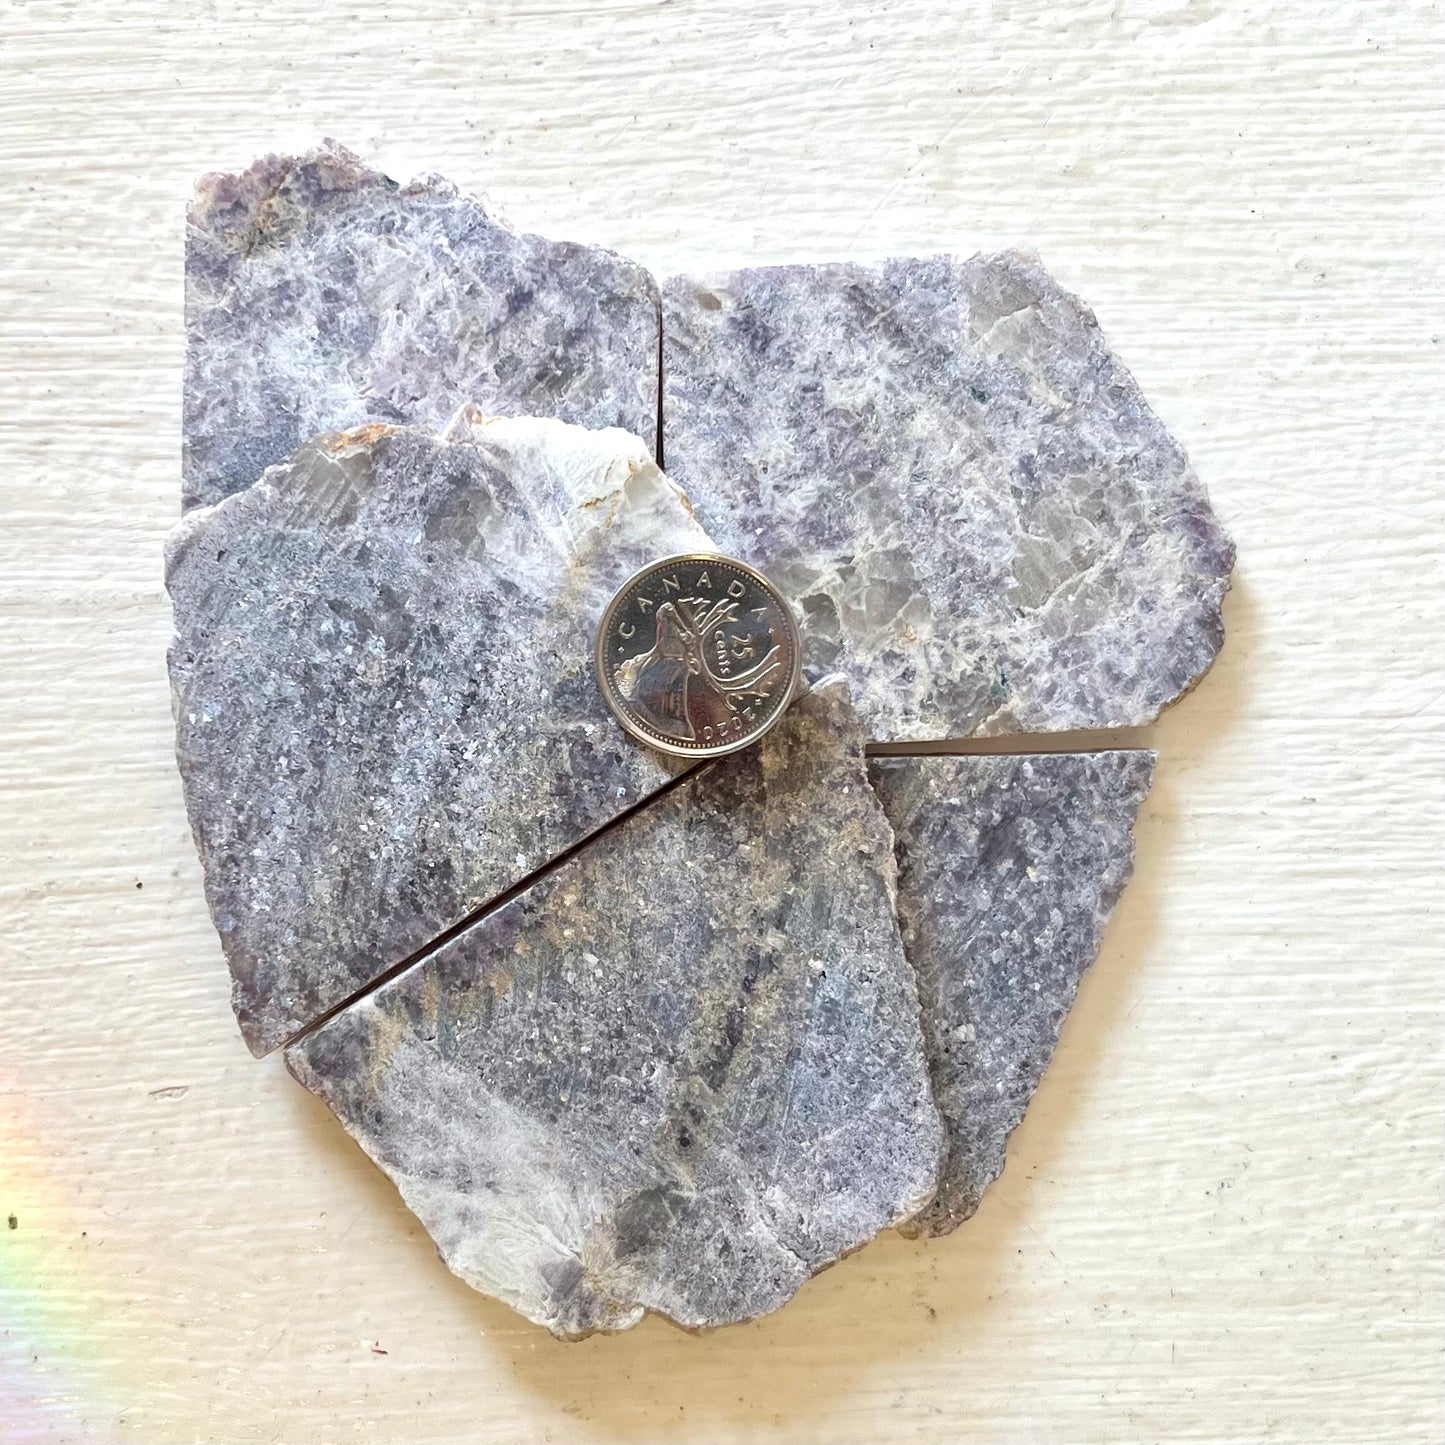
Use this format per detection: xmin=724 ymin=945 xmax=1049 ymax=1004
xmin=276 ymin=723 xmax=1155 ymax=1055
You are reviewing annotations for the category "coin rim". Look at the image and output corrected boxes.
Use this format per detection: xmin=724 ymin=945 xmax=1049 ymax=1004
xmin=594 ymin=551 xmax=804 ymax=759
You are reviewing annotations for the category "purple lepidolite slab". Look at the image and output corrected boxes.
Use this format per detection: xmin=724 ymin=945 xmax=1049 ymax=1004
xmin=662 ymin=258 xmax=1234 ymax=740
xmin=185 ymin=141 xmax=660 ymax=512
xmin=286 ymin=680 xmax=944 ymax=1338
xmin=867 ymin=750 xmax=1155 ymax=1236
xmin=168 ymin=414 xmax=713 ymax=1055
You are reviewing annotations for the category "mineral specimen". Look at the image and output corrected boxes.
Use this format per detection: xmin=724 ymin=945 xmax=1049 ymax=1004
xmin=662 ymin=259 xmax=1235 ymax=740
xmin=184 ymin=141 xmax=660 ymax=511
xmin=167 ymin=413 xmax=715 ymax=1056
xmin=867 ymin=750 xmax=1155 ymax=1236
xmin=286 ymin=680 xmax=944 ymax=1338
xmin=170 ymin=145 xmax=1233 ymax=1336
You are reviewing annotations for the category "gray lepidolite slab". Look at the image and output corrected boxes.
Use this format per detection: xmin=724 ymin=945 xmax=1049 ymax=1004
xmin=867 ymin=750 xmax=1154 ymax=1236
xmin=286 ymin=680 xmax=944 ymax=1338
xmin=663 ymin=258 xmax=1234 ymax=740
xmin=168 ymin=414 xmax=714 ymax=1056
xmin=185 ymin=141 xmax=659 ymax=511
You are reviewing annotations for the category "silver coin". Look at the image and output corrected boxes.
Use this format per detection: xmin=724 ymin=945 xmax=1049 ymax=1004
xmin=595 ymin=553 xmax=803 ymax=758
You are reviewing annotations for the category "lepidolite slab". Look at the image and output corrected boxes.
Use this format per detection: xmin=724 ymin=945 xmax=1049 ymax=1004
xmin=170 ymin=147 xmax=1230 ymax=1334
xmin=168 ymin=414 xmax=714 ymax=1055
xmin=868 ymin=750 xmax=1155 ymax=1236
xmin=185 ymin=141 xmax=659 ymax=511
xmin=662 ymin=259 xmax=1234 ymax=740
xmin=286 ymin=681 xmax=944 ymax=1338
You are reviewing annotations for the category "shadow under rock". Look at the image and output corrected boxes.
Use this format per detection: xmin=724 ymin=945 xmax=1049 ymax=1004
xmin=475 ymin=784 xmax=1175 ymax=1442
xmin=467 ymin=582 xmax=1254 ymax=1437
xmin=278 ymin=580 xmax=1253 ymax=1442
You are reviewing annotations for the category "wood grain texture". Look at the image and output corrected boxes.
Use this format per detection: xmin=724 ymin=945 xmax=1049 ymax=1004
xmin=0 ymin=1 xmax=1440 ymax=1441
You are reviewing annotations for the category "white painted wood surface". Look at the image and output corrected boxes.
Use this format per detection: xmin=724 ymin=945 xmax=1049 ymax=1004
xmin=1 ymin=1 xmax=1441 ymax=1440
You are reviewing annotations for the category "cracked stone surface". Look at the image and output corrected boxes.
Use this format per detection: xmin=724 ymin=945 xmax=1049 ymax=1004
xmin=662 ymin=258 xmax=1234 ymax=740
xmin=286 ymin=680 xmax=944 ymax=1338
xmin=170 ymin=146 xmax=1231 ymax=1336
xmin=184 ymin=140 xmax=660 ymax=512
xmin=868 ymin=750 xmax=1155 ymax=1236
xmin=168 ymin=413 xmax=713 ymax=1056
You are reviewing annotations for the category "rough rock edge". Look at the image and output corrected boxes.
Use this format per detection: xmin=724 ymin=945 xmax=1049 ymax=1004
xmin=167 ymin=409 xmax=703 ymax=1056
xmin=184 ymin=139 xmax=663 ymax=507
xmin=878 ymin=748 xmax=1157 ymax=1240
xmin=661 ymin=253 xmax=1236 ymax=740
xmin=285 ymin=678 xmax=946 ymax=1339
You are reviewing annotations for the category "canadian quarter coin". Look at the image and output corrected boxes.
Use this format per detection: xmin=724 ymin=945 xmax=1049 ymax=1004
xmin=595 ymin=553 xmax=803 ymax=758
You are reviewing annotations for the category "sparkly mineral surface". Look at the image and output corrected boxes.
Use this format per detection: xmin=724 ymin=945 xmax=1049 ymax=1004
xmin=184 ymin=141 xmax=659 ymax=512
xmin=167 ymin=414 xmax=712 ymax=1056
xmin=868 ymin=750 xmax=1156 ymax=1236
xmin=662 ymin=259 xmax=1235 ymax=740
xmin=286 ymin=681 xmax=944 ymax=1338
xmin=171 ymin=147 xmax=1232 ymax=1336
